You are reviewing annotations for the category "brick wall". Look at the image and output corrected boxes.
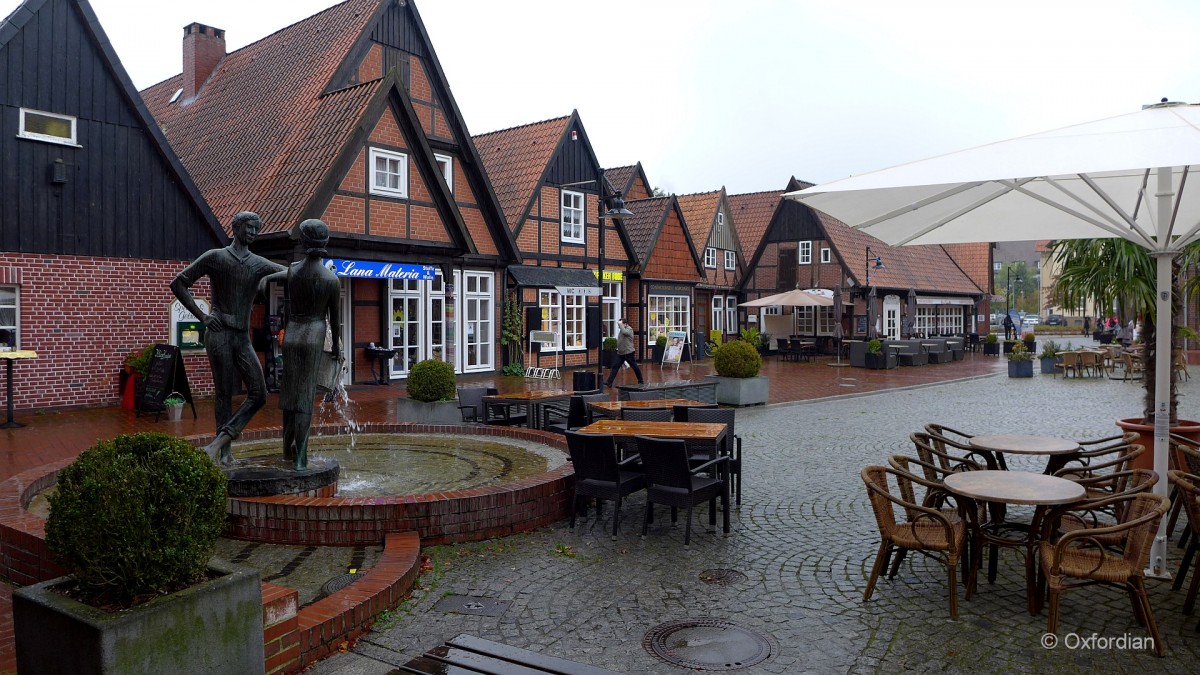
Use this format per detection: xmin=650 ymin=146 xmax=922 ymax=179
xmin=0 ymin=253 xmax=215 ymax=411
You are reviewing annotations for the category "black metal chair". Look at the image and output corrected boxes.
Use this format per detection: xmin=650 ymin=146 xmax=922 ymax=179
xmin=685 ymin=407 xmax=743 ymax=505
xmin=564 ymin=431 xmax=646 ymax=539
xmin=673 ymin=403 xmax=717 ymax=421
xmin=622 ymin=408 xmax=672 ymax=422
xmin=543 ymin=395 xmax=591 ymax=435
xmin=636 ymin=436 xmax=729 ymax=545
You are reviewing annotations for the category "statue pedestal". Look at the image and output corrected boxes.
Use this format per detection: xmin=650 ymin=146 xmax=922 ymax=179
xmin=223 ymin=455 xmax=339 ymax=497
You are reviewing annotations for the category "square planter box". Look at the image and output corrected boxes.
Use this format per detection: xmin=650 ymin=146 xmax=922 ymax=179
xmin=983 ymin=342 xmax=1001 ymax=355
xmin=395 ymin=397 xmax=464 ymax=424
xmin=1040 ymin=357 xmax=1057 ymax=374
xmin=15 ymin=559 xmax=264 ymax=674
xmin=705 ymin=375 xmax=769 ymax=406
xmin=864 ymin=352 xmax=896 ymax=369
xmin=1008 ymin=360 xmax=1034 ymax=377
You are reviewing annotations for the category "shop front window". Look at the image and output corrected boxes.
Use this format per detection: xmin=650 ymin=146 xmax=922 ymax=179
xmin=463 ymin=272 xmax=493 ymax=371
xmin=647 ymin=295 xmax=690 ymax=343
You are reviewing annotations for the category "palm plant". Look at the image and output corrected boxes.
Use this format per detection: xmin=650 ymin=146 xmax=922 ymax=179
xmin=1049 ymin=238 xmax=1197 ymax=423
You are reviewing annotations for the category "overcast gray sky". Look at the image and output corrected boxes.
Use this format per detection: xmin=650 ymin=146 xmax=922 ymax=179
xmin=6 ymin=0 xmax=1200 ymax=195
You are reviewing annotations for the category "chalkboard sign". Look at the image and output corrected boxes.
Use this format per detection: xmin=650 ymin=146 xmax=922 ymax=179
xmin=139 ymin=343 xmax=196 ymax=421
xmin=855 ymin=316 xmax=868 ymax=336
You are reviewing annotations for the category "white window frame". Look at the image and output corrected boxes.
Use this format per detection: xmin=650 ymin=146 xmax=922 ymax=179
xmin=369 ymin=147 xmax=408 ymax=198
xmin=462 ymin=271 xmax=493 ymax=372
xmin=434 ymin=153 xmax=453 ymax=192
xmin=647 ymin=295 xmax=690 ymax=344
xmin=725 ymin=295 xmax=737 ymax=334
xmin=795 ymin=306 xmax=815 ymax=333
xmin=602 ymin=281 xmax=622 ymax=339
xmin=717 ymin=212 xmax=725 ymax=227
xmin=563 ymin=293 xmax=586 ymax=351
xmin=18 ymin=108 xmax=78 ymax=146
xmin=724 ymin=250 xmax=736 ymax=270
xmin=820 ymin=247 xmax=831 ymax=263
xmin=817 ymin=307 xmax=836 ymax=335
xmin=798 ymin=240 xmax=812 ymax=265
xmin=538 ymin=289 xmax=562 ymax=351
xmin=0 ymin=285 xmax=18 ymax=350
xmin=704 ymin=247 xmax=717 ymax=268
xmin=712 ymin=296 xmax=724 ymax=333
xmin=560 ymin=190 xmax=585 ymax=243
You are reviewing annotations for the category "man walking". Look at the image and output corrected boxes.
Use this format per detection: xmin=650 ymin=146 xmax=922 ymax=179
xmin=604 ymin=317 xmax=644 ymax=388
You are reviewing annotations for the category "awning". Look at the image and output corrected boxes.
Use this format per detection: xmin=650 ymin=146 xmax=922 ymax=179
xmin=508 ymin=266 xmax=601 ymax=295
xmin=323 ymin=259 xmax=437 ymax=280
xmin=916 ymin=296 xmax=973 ymax=306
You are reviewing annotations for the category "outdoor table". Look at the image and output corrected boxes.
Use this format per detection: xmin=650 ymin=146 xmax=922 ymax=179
xmin=968 ymin=433 xmax=1081 ymax=474
xmin=483 ymin=389 xmax=571 ymax=430
xmin=945 ymin=470 xmax=1085 ymax=614
xmin=587 ymin=398 xmax=706 ymax=419
xmin=577 ymin=419 xmax=729 ymax=463
xmin=0 ymin=350 xmax=37 ymax=429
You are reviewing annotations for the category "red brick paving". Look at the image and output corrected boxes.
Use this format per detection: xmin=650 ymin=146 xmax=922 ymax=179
xmin=0 ymin=351 xmax=1003 ymax=673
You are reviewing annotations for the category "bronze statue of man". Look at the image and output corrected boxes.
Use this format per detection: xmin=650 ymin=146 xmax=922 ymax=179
xmin=171 ymin=211 xmax=286 ymax=464
xmin=264 ymin=219 xmax=342 ymax=470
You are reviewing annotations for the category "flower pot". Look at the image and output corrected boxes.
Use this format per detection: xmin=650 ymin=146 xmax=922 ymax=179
xmin=1007 ymin=360 xmax=1033 ymax=377
xmin=705 ymin=374 xmax=768 ymax=406
xmin=1039 ymin=357 xmax=1057 ymax=374
xmin=603 ymin=350 xmax=621 ymax=368
xmin=14 ymin=559 xmax=264 ymax=674
xmin=166 ymin=403 xmax=184 ymax=421
xmin=864 ymin=352 xmax=895 ymax=369
xmin=1003 ymin=340 xmax=1018 ymax=354
xmin=983 ymin=342 xmax=1000 ymax=356
xmin=1116 ymin=417 xmax=1200 ymax=472
xmin=651 ymin=344 xmax=665 ymax=363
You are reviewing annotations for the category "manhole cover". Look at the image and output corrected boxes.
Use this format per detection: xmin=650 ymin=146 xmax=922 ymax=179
xmin=644 ymin=619 xmax=774 ymax=670
xmin=320 ymin=572 xmax=365 ymax=596
xmin=699 ymin=569 xmax=747 ymax=586
xmin=433 ymin=595 xmax=511 ymax=617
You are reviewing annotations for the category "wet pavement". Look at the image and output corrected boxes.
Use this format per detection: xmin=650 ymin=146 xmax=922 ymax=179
xmin=9 ymin=342 xmax=1199 ymax=672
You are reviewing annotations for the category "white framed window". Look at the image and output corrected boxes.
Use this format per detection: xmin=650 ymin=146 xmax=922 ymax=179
xmin=463 ymin=271 xmax=493 ymax=371
xmin=712 ymin=296 xmax=724 ymax=333
xmin=725 ymin=295 xmax=737 ymax=333
xmin=18 ymin=108 xmax=78 ymax=146
xmin=369 ymin=148 xmax=408 ymax=198
xmin=798 ymin=240 xmax=812 ymax=265
xmin=817 ymin=307 xmax=836 ymax=335
xmin=563 ymin=293 xmax=586 ymax=350
xmin=795 ymin=306 xmax=815 ymax=333
xmin=716 ymin=212 xmax=725 ymax=227
xmin=602 ymin=281 xmax=622 ymax=339
xmin=724 ymin=250 xmax=736 ymax=270
xmin=538 ymin=289 xmax=562 ymax=351
xmin=647 ymin=295 xmax=690 ymax=344
xmin=0 ymin=286 xmax=18 ymax=350
xmin=761 ymin=305 xmax=781 ymax=315
xmin=820 ymin=247 xmax=831 ymax=263
xmin=704 ymin=247 xmax=717 ymax=268
xmin=560 ymin=190 xmax=585 ymax=243
xmin=434 ymin=153 xmax=453 ymax=192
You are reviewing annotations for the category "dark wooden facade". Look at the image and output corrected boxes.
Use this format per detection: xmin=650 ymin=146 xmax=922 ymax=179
xmin=0 ymin=0 xmax=222 ymax=260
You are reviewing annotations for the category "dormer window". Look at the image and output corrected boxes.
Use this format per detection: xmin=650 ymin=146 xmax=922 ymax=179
xmin=435 ymin=154 xmax=453 ymax=192
xmin=18 ymin=108 xmax=78 ymax=146
xmin=704 ymin=247 xmax=717 ymax=268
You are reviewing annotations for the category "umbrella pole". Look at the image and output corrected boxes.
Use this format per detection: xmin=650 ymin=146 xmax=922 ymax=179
xmin=1147 ymin=165 xmax=1175 ymax=579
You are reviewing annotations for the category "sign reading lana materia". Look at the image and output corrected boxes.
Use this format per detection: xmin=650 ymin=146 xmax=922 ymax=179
xmin=322 ymin=259 xmax=437 ymax=280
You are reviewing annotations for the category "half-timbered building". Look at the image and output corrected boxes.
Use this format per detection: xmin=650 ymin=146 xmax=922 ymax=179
xmin=677 ymin=188 xmax=746 ymax=342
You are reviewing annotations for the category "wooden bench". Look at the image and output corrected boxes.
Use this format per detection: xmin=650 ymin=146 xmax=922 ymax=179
xmin=399 ymin=634 xmax=621 ymax=674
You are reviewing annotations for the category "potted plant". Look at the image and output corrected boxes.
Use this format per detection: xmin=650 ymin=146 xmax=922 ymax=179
xmin=396 ymin=358 xmax=461 ymax=423
xmin=164 ymin=393 xmax=185 ymax=422
xmin=740 ymin=327 xmax=770 ymax=355
xmin=983 ymin=332 xmax=1000 ymax=355
xmin=14 ymin=432 xmax=263 ymax=672
xmin=500 ymin=293 xmax=523 ymax=372
xmin=1007 ymin=340 xmax=1034 ymax=377
xmin=602 ymin=336 xmax=619 ymax=368
xmin=120 ymin=344 xmax=155 ymax=410
xmin=705 ymin=338 xmax=768 ymax=405
xmin=651 ymin=333 xmax=668 ymax=363
xmin=863 ymin=338 xmax=895 ymax=369
xmin=1038 ymin=339 xmax=1063 ymax=375
xmin=1021 ymin=330 xmax=1037 ymax=354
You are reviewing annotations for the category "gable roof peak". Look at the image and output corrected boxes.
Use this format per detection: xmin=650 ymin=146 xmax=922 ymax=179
xmin=474 ymin=114 xmax=572 ymax=139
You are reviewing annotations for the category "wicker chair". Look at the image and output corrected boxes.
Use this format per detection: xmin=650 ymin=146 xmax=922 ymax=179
xmin=1036 ymin=492 xmax=1169 ymax=656
xmin=622 ymin=408 xmax=672 ymax=422
xmin=1168 ymin=470 xmax=1200 ymax=619
xmin=1050 ymin=469 xmax=1157 ymax=548
xmin=1052 ymin=442 xmax=1144 ymax=482
xmin=543 ymin=395 xmax=592 ymax=435
xmin=564 ymin=431 xmax=645 ymax=539
xmin=626 ymin=390 xmax=664 ymax=401
xmin=457 ymin=387 xmax=521 ymax=425
xmin=1166 ymin=435 xmax=1200 ymax=541
xmin=673 ymin=403 xmax=718 ymax=421
xmin=861 ymin=465 xmax=967 ymax=619
xmin=685 ymin=407 xmax=744 ymax=505
xmin=910 ymin=431 xmax=994 ymax=474
xmin=637 ymin=436 xmax=729 ymax=545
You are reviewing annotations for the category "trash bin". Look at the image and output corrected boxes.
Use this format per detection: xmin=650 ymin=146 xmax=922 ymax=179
xmin=572 ymin=370 xmax=597 ymax=392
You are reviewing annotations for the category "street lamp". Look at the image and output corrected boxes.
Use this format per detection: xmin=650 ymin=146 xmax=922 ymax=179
xmin=598 ymin=190 xmax=633 ymax=381
xmin=865 ymin=246 xmax=884 ymax=287
xmin=865 ymin=246 xmax=884 ymax=337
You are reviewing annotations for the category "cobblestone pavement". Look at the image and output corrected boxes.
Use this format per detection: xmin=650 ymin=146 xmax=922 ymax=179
xmin=313 ymin=368 xmax=1200 ymax=674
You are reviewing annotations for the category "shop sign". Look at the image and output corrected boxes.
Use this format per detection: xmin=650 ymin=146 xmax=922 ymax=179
xmin=170 ymin=298 xmax=209 ymax=350
xmin=592 ymin=270 xmax=624 ymax=281
xmin=322 ymin=259 xmax=437 ymax=280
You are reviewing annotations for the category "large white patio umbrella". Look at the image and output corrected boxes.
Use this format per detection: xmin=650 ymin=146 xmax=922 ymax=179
xmin=787 ymin=101 xmax=1200 ymax=576
xmin=741 ymin=288 xmax=835 ymax=308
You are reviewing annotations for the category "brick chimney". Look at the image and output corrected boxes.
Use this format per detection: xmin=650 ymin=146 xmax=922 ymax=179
xmin=182 ymin=22 xmax=225 ymax=100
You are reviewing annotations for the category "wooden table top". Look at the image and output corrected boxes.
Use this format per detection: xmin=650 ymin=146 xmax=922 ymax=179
xmin=484 ymin=389 xmax=570 ymax=402
xmin=0 ymin=350 xmax=37 ymax=360
xmin=588 ymin=399 xmax=706 ymax=414
xmin=577 ymin=419 xmax=726 ymax=440
xmin=969 ymin=433 xmax=1080 ymax=456
xmin=944 ymin=470 xmax=1085 ymax=506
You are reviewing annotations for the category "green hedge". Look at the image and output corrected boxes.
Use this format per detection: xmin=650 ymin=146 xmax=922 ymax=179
xmin=713 ymin=339 xmax=762 ymax=378
xmin=407 ymin=359 xmax=457 ymax=402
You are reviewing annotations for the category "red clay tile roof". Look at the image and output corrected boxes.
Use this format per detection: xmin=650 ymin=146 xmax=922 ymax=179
xmin=622 ymin=195 xmax=673 ymax=264
xmin=817 ymin=210 xmax=983 ymax=295
xmin=604 ymin=166 xmax=637 ymax=196
xmin=473 ymin=116 xmax=570 ymax=231
xmin=676 ymin=190 xmax=722 ymax=250
xmin=141 ymin=0 xmax=378 ymax=233
xmin=727 ymin=190 xmax=782 ymax=265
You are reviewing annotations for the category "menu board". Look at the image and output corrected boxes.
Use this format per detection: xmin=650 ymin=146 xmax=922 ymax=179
xmin=140 ymin=343 xmax=195 ymax=420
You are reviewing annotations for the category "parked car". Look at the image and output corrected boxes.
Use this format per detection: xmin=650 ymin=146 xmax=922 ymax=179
xmin=1022 ymin=316 xmax=1040 ymax=327
xmin=1046 ymin=314 xmax=1064 ymax=326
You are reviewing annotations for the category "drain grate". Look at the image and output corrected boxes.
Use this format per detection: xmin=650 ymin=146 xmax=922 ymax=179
xmin=699 ymin=569 xmax=747 ymax=586
xmin=644 ymin=619 xmax=774 ymax=670
xmin=434 ymin=594 xmax=512 ymax=617
xmin=320 ymin=572 xmax=365 ymax=596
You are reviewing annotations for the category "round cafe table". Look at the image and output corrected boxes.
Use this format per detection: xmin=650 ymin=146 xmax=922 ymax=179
xmin=945 ymin=470 xmax=1085 ymax=614
xmin=968 ymin=433 xmax=1081 ymax=474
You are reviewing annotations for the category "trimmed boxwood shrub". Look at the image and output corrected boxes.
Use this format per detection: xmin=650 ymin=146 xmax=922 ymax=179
xmin=713 ymin=338 xmax=762 ymax=378
xmin=45 ymin=432 xmax=227 ymax=607
xmin=407 ymin=358 xmax=456 ymax=402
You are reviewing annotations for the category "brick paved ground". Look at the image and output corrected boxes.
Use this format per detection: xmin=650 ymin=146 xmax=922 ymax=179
xmin=8 ymin=346 xmax=1196 ymax=673
xmin=312 ymin=354 xmax=1200 ymax=674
